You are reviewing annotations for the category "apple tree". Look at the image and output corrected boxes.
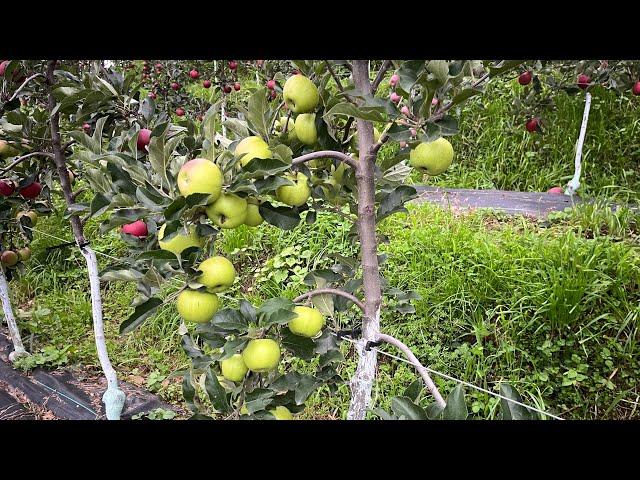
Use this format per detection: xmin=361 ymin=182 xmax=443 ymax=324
xmin=53 ymin=58 xmax=528 ymax=420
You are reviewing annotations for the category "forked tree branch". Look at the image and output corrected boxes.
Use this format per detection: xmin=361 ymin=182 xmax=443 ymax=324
xmin=0 ymin=151 xmax=55 ymax=175
xmin=371 ymin=60 xmax=392 ymax=94
xmin=376 ymin=333 xmax=446 ymax=408
xmin=293 ymin=288 xmax=365 ymax=312
xmin=292 ymin=150 xmax=359 ymax=171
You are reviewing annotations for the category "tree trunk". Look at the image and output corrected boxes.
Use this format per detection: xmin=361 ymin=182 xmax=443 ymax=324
xmin=45 ymin=60 xmax=125 ymax=420
xmin=0 ymin=266 xmax=28 ymax=362
xmin=347 ymin=60 xmax=383 ymax=420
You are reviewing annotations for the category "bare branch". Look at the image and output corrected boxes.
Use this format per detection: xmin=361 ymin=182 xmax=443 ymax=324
xmin=376 ymin=333 xmax=446 ymax=408
xmin=325 ymin=61 xmax=357 ymax=105
xmin=294 ymin=288 xmax=365 ymax=312
xmin=292 ymin=150 xmax=359 ymax=171
xmin=371 ymin=60 xmax=392 ymax=94
xmin=0 ymin=151 xmax=55 ymax=175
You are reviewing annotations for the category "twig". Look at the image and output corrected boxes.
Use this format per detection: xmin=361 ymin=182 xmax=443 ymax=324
xmin=292 ymin=150 xmax=359 ymax=171
xmin=0 ymin=151 xmax=55 ymax=175
xmin=376 ymin=333 xmax=446 ymax=408
xmin=371 ymin=60 xmax=392 ymax=94
xmin=293 ymin=288 xmax=364 ymax=312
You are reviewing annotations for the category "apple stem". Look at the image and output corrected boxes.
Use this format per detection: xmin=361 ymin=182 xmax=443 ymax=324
xmin=0 ymin=265 xmax=29 ymax=361
xmin=566 ymin=91 xmax=591 ymax=197
xmin=46 ymin=60 xmax=125 ymax=420
xmin=376 ymin=333 xmax=446 ymax=408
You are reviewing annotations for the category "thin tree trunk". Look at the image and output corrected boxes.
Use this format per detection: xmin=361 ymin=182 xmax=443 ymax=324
xmin=0 ymin=267 xmax=28 ymax=361
xmin=347 ymin=60 xmax=383 ymax=420
xmin=45 ymin=60 xmax=125 ymax=420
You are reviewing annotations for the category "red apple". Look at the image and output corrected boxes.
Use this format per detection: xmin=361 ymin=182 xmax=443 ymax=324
xmin=1 ymin=250 xmax=18 ymax=267
xmin=0 ymin=60 xmax=9 ymax=76
xmin=401 ymin=106 xmax=410 ymax=116
xmin=270 ymin=90 xmax=277 ymax=99
xmin=518 ymin=71 xmax=532 ymax=85
xmin=19 ymin=182 xmax=42 ymax=199
xmin=0 ymin=180 xmax=15 ymax=196
xmin=390 ymin=74 xmax=400 ymax=87
xmin=228 ymin=60 xmax=237 ymax=70
xmin=223 ymin=85 xmax=232 ymax=94
xmin=432 ymin=97 xmax=439 ymax=106
xmin=171 ymin=82 xmax=180 ymax=91
xmin=148 ymin=92 xmax=157 ymax=99
xmin=190 ymin=69 xmax=199 ymax=79
xmin=203 ymin=80 xmax=212 ymax=88
xmin=410 ymin=128 xmax=417 ymax=138
xmin=234 ymin=82 xmax=241 ymax=91
xmin=137 ymin=128 xmax=152 ymax=151
xmin=577 ymin=74 xmax=590 ymax=90
xmin=155 ymin=63 xmax=162 ymax=69
xmin=390 ymin=92 xmax=401 ymax=104
xmin=175 ymin=107 xmax=185 ymax=117
xmin=121 ymin=220 xmax=148 ymax=238
xmin=399 ymin=141 xmax=407 ymax=148
xmin=82 ymin=123 xmax=91 ymax=132
xmin=266 ymin=79 xmax=276 ymax=90
xmin=292 ymin=69 xmax=299 ymax=75
xmin=526 ymin=118 xmax=538 ymax=132
xmin=547 ymin=186 xmax=564 ymax=195
xmin=632 ymin=81 xmax=640 ymax=96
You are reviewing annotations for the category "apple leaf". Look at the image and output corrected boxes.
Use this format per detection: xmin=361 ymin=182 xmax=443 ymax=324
xmin=377 ymin=185 xmax=417 ymax=222
xmin=294 ymin=375 xmax=321 ymax=405
xmin=403 ymin=379 xmax=423 ymax=402
xmin=259 ymin=202 xmax=301 ymax=230
xmin=181 ymin=370 xmax=198 ymax=413
xmin=99 ymin=268 xmax=144 ymax=283
xmin=500 ymin=383 xmax=538 ymax=420
xmin=254 ymin=176 xmax=294 ymax=194
xmin=136 ymin=250 xmax=179 ymax=261
xmin=319 ymin=349 xmax=343 ymax=367
xmin=204 ymin=367 xmax=231 ymax=413
xmin=244 ymin=389 xmax=275 ymax=414
xmin=323 ymin=102 xmax=386 ymax=123
xmin=239 ymin=300 xmax=257 ymax=325
xmin=163 ymin=197 xmax=186 ymax=222
xmin=211 ymin=308 xmax=248 ymax=333
xmin=246 ymin=88 xmax=272 ymax=139
xmin=281 ymin=327 xmax=316 ymax=361
xmin=89 ymin=193 xmax=111 ymax=218
xmin=439 ymin=384 xmax=468 ymax=420
xmin=391 ymin=396 xmax=428 ymax=420
xmin=488 ymin=60 xmax=525 ymax=76
xmin=241 ymin=157 xmax=290 ymax=177
xmin=119 ymin=297 xmax=163 ymax=334
xmin=220 ymin=337 xmax=249 ymax=361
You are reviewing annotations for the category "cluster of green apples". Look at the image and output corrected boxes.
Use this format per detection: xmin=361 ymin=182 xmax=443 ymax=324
xmin=215 ymin=304 xmax=326 ymax=420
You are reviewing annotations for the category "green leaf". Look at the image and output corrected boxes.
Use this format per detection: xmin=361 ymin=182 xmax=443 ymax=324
xmin=440 ymin=384 xmax=468 ymax=420
xmin=377 ymin=185 xmax=417 ymax=222
xmin=426 ymin=60 xmax=450 ymax=84
xmin=211 ymin=308 xmax=248 ymax=332
xmin=391 ymin=396 xmax=428 ymax=420
xmin=244 ymin=388 xmax=275 ymax=414
xmin=499 ymin=383 xmax=537 ymax=420
xmin=204 ymin=367 xmax=230 ymax=413
xmin=182 ymin=370 xmax=198 ymax=413
xmin=323 ymin=102 xmax=386 ymax=122
xmin=281 ymin=327 xmax=316 ymax=361
xmin=163 ymin=197 xmax=186 ymax=222
xmin=404 ymin=379 xmax=423 ymax=402
xmin=120 ymin=297 xmax=163 ymax=334
xmin=242 ymin=157 xmax=290 ymax=177
xmin=246 ymin=88 xmax=271 ymax=139
xmin=100 ymin=268 xmax=144 ymax=282
xmin=488 ymin=60 xmax=525 ymax=76
xmin=259 ymin=202 xmax=301 ymax=230
xmin=294 ymin=375 xmax=320 ymax=405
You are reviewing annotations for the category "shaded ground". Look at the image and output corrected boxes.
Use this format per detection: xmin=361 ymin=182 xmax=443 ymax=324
xmin=0 ymin=331 xmax=183 ymax=420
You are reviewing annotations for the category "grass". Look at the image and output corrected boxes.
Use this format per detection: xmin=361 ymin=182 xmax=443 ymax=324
xmin=5 ymin=74 xmax=640 ymax=419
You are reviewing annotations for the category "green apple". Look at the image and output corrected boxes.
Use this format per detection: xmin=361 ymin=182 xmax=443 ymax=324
xmin=275 ymin=116 xmax=296 ymax=136
xmin=17 ymin=247 xmax=31 ymax=261
xmin=242 ymin=338 xmax=281 ymax=373
xmin=0 ymin=140 xmax=18 ymax=158
xmin=158 ymin=224 xmax=205 ymax=255
xmin=409 ymin=137 xmax=454 ymax=175
xmin=206 ymin=193 xmax=248 ymax=229
xmin=244 ymin=199 xmax=264 ymax=227
xmin=220 ymin=354 xmax=248 ymax=382
xmin=270 ymin=406 xmax=294 ymax=420
xmin=294 ymin=113 xmax=317 ymax=146
xmin=176 ymin=289 xmax=219 ymax=323
xmin=177 ymin=158 xmax=223 ymax=204
xmin=283 ymin=75 xmax=319 ymax=113
xmin=332 ymin=162 xmax=348 ymax=184
xmin=0 ymin=250 xmax=18 ymax=267
xmin=196 ymin=255 xmax=236 ymax=292
xmin=289 ymin=305 xmax=325 ymax=338
xmin=276 ymin=172 xmax=311 ymax=207
xmin=16 ymin=210 xmax=38 ymax=226
xmin=235 ymin=136 xmax=272 ymax=167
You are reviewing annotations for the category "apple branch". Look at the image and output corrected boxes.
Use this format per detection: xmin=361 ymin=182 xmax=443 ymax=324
xmin=293 ymin=288 xmax=365 ymax=312
xmin=371 ymin=60 xmax=392 ymax=94
xmin=325 ymin=61 xmax=357 ymax=105
xmin=0 ymin=73 xmax=45 ymax=117
xmin=292 ymin=150 xmax=359 ymax=171
xmin=375 ymin=333 xmax=446 ymax=408
xmin=0 ymin=151 xmax=55 ymax=175
xmin=46 ymin=60 xmax=125 ymax=420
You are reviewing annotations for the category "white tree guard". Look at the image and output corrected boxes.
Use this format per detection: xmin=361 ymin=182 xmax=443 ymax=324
xmin=0 ymin=267 xmax=28 ymax=362
xmin=81 ymin=246 xmax=125 ymax=420
xmin=566 ymin=92 xmax=592 ymax=196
